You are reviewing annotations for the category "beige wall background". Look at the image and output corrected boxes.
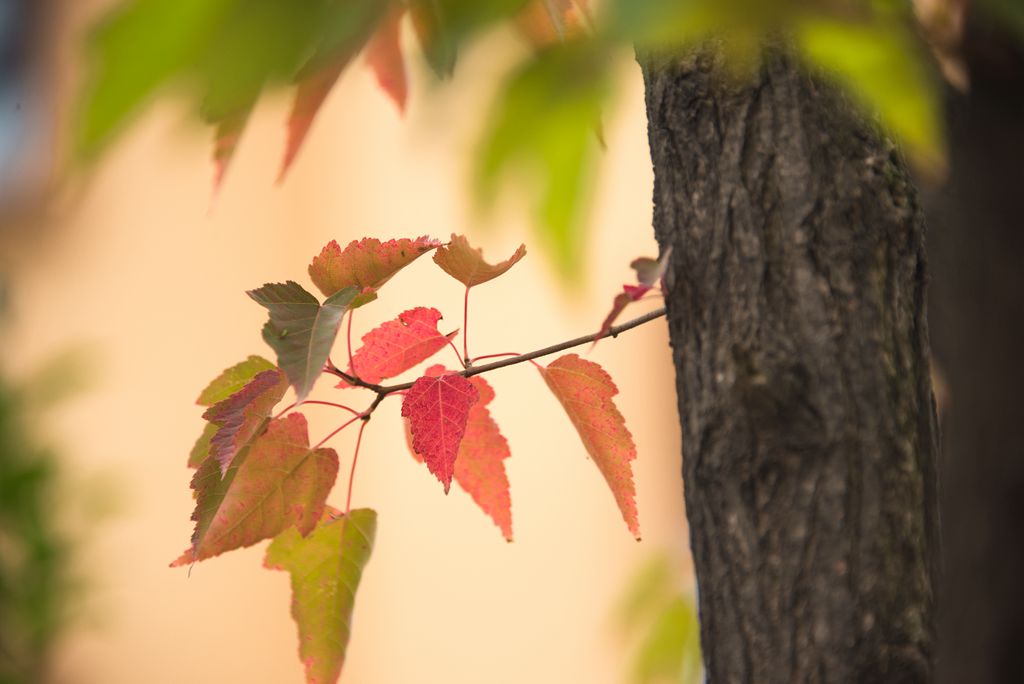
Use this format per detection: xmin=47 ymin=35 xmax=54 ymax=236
xmin=4 ymin=5 xmax=692 ymax=683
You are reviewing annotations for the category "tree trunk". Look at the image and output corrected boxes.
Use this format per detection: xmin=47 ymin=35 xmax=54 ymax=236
xmin=640 ymin=47 xmax=940 ymax=682
xmin=926 ymin=16 xmax=1024 ymax=684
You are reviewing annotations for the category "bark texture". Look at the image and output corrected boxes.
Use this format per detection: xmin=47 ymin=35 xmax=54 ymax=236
xmin=641 ymin=48 xmax=939 ymax=682
xmin=926 ymin=17 xmax=1024 ymax=684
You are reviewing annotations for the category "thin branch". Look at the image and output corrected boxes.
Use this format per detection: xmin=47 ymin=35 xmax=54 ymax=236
xmin=324 ymin=360 xmax=385 ymax=393
xmin=376 ymin=307 xmax=666 ymax=395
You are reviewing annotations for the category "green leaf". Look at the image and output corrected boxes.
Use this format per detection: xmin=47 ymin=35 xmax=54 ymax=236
xmin=247 ymin=282 xmax=359 ymax=402
xmin=304 ymin=0 xmax=392 ymax=75
xmin=617 ymin=552 xmax=675 ymax=629
xmin=265 ymin=507 xmax=378 ymax=684
xmin=476 ymin=42 xmax=610 ymax=280
xmin=172 ymin=413 xmax=339 ymax=566
xmin=196 ymin=355 xmax=276 ymax=406
xmin=75 ymin=0 xmax=238 ymax=159
xmin=796 ymin=18 xmax=944 ymax=172
xmin=194 ymin=0 xmax=323 ymax=124
xmin=631 ymin=595 xmax=702 ymax=684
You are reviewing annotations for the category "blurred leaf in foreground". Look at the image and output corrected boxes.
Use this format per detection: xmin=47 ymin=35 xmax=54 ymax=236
xmin=476 ymin=41 xmax=612 ymax=281
xmin=796 ymin=16 xmax=944 ymax=173
xmin=617 ymin=552 xmax=702 ymax=684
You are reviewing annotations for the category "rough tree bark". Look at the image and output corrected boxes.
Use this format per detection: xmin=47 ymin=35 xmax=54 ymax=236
xmin=640 ymin=47 xmax=940 ymax=682
xmin=926 ymin=16 xmax=1024 ymax=684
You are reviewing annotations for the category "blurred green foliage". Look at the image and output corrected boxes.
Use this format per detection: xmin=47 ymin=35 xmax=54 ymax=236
xmin=0 ymin=368 xmax=78 ymax=683
xmin=476 ymin=42 xmax=612 ymax=279
xmin=617 ymin=552 xmax=702 ymax=684
xmin=77 ymin=0 xmax=953 ymax=278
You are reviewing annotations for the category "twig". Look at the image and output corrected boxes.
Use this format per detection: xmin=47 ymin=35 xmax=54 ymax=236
xmin=376 ymin=307 xmax=666 ymax=395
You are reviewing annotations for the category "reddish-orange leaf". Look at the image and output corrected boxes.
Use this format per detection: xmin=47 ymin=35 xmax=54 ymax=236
xmin=203 ymin=369 xmax=289 ymax=475
xmin=280 ymin=60 xmax=348 ymax=182
xmin=455 ymin=375 xmax=513 ymax=540
xmin=308 ymin=236 xmax=442 ymax=301
xmin=401 ymin=370 xmax=479 ymax=493
xmin=432 ymin=233 xmax=527 ymax=288
xmin=516 ymin=0 xmax=591 ymax=47
xmin=212 ymin=108 xmax=251 ymax=191
xmin=171 ymin=413 xmax=339 ymax=566
xmin=339 ymin=307 xmax=456 ymax=387
xmin=403 ymin=366 xmax=512 ymax=538
xmin=540 ymin=354 xmax=639 ymax=538
xmin=365 ymin=5 xmax=408 ymax=113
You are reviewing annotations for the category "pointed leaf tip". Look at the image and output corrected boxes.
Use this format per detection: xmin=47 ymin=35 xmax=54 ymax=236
xmin=266 ymin=507 xmax=377 ymax=684
xmin=401 ymin=371 xmax=479 ymax=492
xmin=308 ymin=236 xmax=442 ymax=301
xmin=433 ymin=234 xmax=527 ymax=288
xmin=366 ymin=6 xmax=408 ymax=113
xmin=457 ymin=375 xmax=513 ymax=540
xmin=280 ymin=61 xmax=348 ymax=182
xmin=541 ymin=354 xmax=639 ymax=538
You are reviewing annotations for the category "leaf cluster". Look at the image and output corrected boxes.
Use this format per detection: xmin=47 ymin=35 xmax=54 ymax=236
xmin=175 ymin=233 xmax=661 ymax=682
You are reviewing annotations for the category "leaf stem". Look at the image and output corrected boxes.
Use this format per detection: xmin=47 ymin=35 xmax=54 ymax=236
xmin=346 ymin=309 xmax=356 ymax=371
xmin=462 ymin=286 xmax=470 ymax=365
xmin=312 ymin=414 xmax=363 ymax=450
xmin=273 ymin=400 xmax=361 ymax=419
xmin=446 ymin=336 xmax=466 ymax=369
xmin=470 ymin=352 xmax=521 ymax=363
xmin=345 ymin=420 xmax=369 ymax=515
xmin=301 ymin=400 xmax=361 ymax=416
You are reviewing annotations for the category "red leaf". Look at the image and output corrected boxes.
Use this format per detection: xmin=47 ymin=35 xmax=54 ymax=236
xmin=340 ymin=307 xmax=456 ymax=386
xmin=308 ymin=236 xmax=442 ymax=301
xmin=171 ymin=413 xmax=339 ymax=566
xmin=202 ymin=369 xmax=289 ymax=474
xmin=280 ymin=60 xmax=348 ymax=182
xmin=401 ymin=370 xmax=479 ymax=492
xmin=540 ymin=354 xmax=639 ymax=538
xmin=403 ymin=367 xmax=512 ymax=539
xmin=212 ymin=108 xmax=251 ymax=191
xmin=365 ymin=6 xmax=408 ymax=113
xmin=432 ymin=233 xmax=527 ymax=288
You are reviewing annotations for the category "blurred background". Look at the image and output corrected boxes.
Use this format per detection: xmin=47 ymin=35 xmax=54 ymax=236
xmin=1 ymin=0 xmax=1022 ymax=682
xmin=0 ymin=1 xmax=697 ymax=682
